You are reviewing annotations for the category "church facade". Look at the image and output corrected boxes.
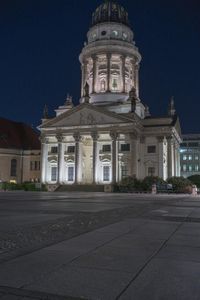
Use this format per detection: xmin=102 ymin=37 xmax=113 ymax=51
xmin=39 ymin=1 xmax=181 ymax=187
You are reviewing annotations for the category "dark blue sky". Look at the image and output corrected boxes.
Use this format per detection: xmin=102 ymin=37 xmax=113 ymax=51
xmin=0 ymin=0 xmax=199 ymax=133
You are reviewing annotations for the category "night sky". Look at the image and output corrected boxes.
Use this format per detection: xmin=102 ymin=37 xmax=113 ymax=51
xmin=0 ymin=0 xmax=199 ymax=133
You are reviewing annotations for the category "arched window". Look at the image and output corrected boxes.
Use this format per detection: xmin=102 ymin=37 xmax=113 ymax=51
xmin=10 ymin=159 xmax=17 ymax=177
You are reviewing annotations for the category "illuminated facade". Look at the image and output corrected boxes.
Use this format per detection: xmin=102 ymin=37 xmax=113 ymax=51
xmin=39 ymin=1 xmax=181 ymax=187
xmin=180 ymin=134 xmax=200 ymax=177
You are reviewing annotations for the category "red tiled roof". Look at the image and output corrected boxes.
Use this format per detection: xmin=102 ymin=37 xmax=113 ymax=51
xmin=0 ymin=118 xmax=41 ymax=150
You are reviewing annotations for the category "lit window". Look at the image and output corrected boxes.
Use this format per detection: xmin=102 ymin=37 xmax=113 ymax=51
xmin=147 ymin=146 xmax=156 ymax=154
xmin=195 ymin=155 xmax=199 ymax=160
xmin=148 ymin=167 xmax=155 ymax=177
xmin=195 ymin=165 xmax=199 ymax=171
xmin=103 ymin=166 xmax=110 ymax=181
xmin=188 ymin=165 xmax=192 ymax=172
xmin=112 ymin=30 xmax=118 ymax=37
xmin=68 ymin=167 xmax=74 ymax=182
xmin=183 ymin=155 xmax=187 ymax=160
xmin=183 ymin=165 xmax=187 ymax=172
xmin=188 ymin=155 xmax=192 ymax=160
xmin=51 ymin=167 xmax=57 ymax=181
xmin=121 ymin=144 xmax=130 ymax=152
xmin=10 ymin=159 xmax=17 ymax=177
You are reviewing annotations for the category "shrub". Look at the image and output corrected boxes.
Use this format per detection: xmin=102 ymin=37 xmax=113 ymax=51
xmin=167 ymin=177 xmax=192 ymax=193
xmin=187 ymin=175 xmax=200 ymax=188
xmin=118 ymin=176 xmax=141 ymax=192
xmin=141 ymin=176 xmax=166 ymax=191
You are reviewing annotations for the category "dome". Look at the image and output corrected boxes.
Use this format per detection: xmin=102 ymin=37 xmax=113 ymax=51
xmin=92 ymin=1 xmax=130 ymax=27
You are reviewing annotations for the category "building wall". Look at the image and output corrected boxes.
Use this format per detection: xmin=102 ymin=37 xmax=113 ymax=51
xmin=0 ymin=148 xmax=41 ymax=183
xmin=180 ymin=137 xmax=200 ymax=178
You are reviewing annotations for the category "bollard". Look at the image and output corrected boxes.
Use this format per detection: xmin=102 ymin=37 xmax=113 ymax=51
xmin=192 ymin=185 xmax=198 ymax=196
xmin=152 ymin=184 xmax=157 ymax=194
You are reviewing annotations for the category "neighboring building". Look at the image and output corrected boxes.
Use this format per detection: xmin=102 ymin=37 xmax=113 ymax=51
xmin=0 ymin=118 xmax=41 ymax=183
xmin=180 ymin=134 xmax=200 ymax=178
xmin=39 ymin=1 xmax=181 ymax=187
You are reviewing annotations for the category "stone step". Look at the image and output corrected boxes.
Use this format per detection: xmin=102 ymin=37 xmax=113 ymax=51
xmin=56 ymin=184 xmax=105 ymax=192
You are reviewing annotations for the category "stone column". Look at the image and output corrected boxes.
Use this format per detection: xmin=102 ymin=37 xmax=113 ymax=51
xmin=129 ymin=133 xmax=138 ymax=177
xmin=81 ymin=60 xmax=88 ymax=97
xmin=157 ymin=136 xmax=164 ymax=179
xmin=73 ymin=133 xmax=81 ymax=184
xmin=40 ymin=135 xmax=48 ymax=184
xmin=135 ymin=63 xmax=140 ymax=97
xmin=92 ymin=55 xmax=97 ymax=94
xmin=91 ymin=132 xmax=99 ymax=184
xmin=177 ymin=145 xmax=181 ymax=176
xmin=57 ymin=134 xmax=64 ymax=184
xmin=107 ymin=53 xmax=111 ymax=92
xmin=110 ymin=131 xmax=118 ymax=184
xmin=167 ymin=136 xmax=174 ymax=178
xmin=121 ymin=55 xmax=126 ymax=93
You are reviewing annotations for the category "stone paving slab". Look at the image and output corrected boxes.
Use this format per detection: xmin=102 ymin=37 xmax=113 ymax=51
xmin=119 ymin=258 xmax=200 ymax=300
xmin=25 ymin=266 xmax=133 ymax=300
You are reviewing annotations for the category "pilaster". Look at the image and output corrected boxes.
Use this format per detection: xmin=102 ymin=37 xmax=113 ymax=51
xmin=110 ymin=131 xmax=119 ymax=184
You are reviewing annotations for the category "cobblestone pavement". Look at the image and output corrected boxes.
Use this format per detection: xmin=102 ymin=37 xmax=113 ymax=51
xmin=0 ymin=192 xmax=200 ymax=299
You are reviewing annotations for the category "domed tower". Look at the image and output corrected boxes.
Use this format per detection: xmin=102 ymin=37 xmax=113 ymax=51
xmin=79 ymin=0 xmax=144 ymax=117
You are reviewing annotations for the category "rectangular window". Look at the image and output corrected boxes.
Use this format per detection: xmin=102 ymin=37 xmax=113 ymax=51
xmin=183 ymin=155 xmax=187 ymax=161
xmin=147 ymin=146 xmax=156 ymax=154
xmin=183 ymin=164 xmax=187 ymax=172
xmin=68 ymin=167 xmax=74 ymax=182
xmin=121 ymin=144 xmax=130 ymax=152
xmin=51 ymin=147 xmax=58 ymax=154
xmin=30 ymin=161 xmax=34 ymax=171
xmin=51 ymin=167 xmax=57 ymax=181
xmin=188 ymin=165 xmax=192 ymax=172
xmin=121 ymin=165 xmax=128 ymax=179
xmin=35 ymin=161 xmax=37 ymax=170
xmin=10 ymin=159 xmax=17 ymax=177
xmin=188 ymin=142 xmax=199 ymax=147
xmin=195 ymin=155 xmax=199 ymax=160
xmin=188 ymin=155 xmax=192 ymax=160
xmin=102 ymin=145 xmax=111 ymax=152
xmin=195 ymin=165 xmax=199 ymax=171
xmin=148 ymin=167 xmax=155 ymax=177
xmin=67 ymin=146 xmax=75 ymax=153
xmin=103 ymin=166 xmax=110 ymax=181
xmin=180 ymin=143 xmax=187 ymax=147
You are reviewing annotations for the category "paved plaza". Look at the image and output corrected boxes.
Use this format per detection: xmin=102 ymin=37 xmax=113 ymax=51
xmin=0 ymin=192 xmax=200 ymax=299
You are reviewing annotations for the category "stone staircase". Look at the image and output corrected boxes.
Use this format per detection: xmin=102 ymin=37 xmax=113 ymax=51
xmin=56 ymin=184 xmax=105 ymax=192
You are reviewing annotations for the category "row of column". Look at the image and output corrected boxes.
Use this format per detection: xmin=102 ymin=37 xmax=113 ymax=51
xmin=41 ymin=132 xmax=128 ymax=185
xmin=81 ymin=54 xmax=140 ymax=96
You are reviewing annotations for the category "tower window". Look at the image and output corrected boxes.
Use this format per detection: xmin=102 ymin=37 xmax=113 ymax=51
xmin=101 ymin=31 xmax=107 ymax=36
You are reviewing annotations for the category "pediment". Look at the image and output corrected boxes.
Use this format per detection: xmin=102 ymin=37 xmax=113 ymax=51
xmin=41 ymin=104 xmax=132 ymax=128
